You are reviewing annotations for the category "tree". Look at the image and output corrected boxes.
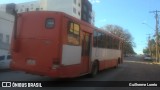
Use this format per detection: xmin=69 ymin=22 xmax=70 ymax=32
xmin=143 ymin=38 xmax=156 ymax=59
xmin=150 ymin=39 xmax=156 ymax=56
xmin=143 ymin=47 xmax=149 ymax=54
xmin=102 ymin=24 xmax=136 ymax=56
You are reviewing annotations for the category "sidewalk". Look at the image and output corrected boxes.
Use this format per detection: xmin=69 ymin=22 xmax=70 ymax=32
xmin=152 ymin=62 xmax=160 ymax=65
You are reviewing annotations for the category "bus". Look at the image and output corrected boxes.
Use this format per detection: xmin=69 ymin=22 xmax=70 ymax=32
xmin=10 ymin=11 xmax=123 ymax=78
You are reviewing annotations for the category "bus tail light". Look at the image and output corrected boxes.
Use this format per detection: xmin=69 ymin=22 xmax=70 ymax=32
xmin=52 ymin=64 xmax=60 ymax=69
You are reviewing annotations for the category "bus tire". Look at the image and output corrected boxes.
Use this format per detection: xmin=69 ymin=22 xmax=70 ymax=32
xmin=114 ymin=59 xmax=119 ymax=68
xmin=118 ymin=58 xmax=121 ymax=64
xmin=90 ymin=61 xmax=99 ymax=77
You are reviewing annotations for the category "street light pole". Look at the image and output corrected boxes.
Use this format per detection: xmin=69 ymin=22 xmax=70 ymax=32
xmin=147 ymin=34 xmax=151 ymax=56
xmin=156 ymin=12 xmax=159 ymax=62
xmin=142 ymin=23 xmax=155 ymax=31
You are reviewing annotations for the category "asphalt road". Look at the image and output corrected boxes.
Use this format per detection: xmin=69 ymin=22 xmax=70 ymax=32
xmin=1 ymin=56 xmax=160 ymax=90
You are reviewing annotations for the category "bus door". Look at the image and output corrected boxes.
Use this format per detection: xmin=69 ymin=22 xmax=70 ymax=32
xmin=81 ymin=31 xmax=91 ymax=73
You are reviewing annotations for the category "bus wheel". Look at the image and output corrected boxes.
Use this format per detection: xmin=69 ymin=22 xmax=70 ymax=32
xmin=90 ymin=61 xmax=99 ymax=77
xmin=114 ymin=60 xmax=119 ymax=68
xmin=118 ymin=58 xmax=121 ymax=64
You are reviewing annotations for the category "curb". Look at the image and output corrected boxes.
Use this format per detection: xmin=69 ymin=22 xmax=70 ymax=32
xmin=152 ymin=63 xmax=160 ymax=65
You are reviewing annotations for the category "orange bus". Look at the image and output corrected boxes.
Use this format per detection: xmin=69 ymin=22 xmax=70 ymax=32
xmin=10 ymin=11 xmax=123 ymax=78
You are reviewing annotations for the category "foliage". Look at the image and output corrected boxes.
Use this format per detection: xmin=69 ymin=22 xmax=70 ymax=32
xmin=144 ymin=38 xmax=157 ymax=58
xmin=143 ymin=48 xmax=149 ymax=54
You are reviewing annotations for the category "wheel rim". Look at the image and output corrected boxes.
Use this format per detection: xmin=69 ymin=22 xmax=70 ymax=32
xmin=93 ymin=63 xmax=98 ymax=75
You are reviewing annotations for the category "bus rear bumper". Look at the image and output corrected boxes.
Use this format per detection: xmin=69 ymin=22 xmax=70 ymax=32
xmin=10 ymin=63 xmax=60 ymax=78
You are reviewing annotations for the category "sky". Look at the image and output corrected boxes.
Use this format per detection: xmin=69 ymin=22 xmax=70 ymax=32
xmin=1 ymin=0 xmax=160 ymax=54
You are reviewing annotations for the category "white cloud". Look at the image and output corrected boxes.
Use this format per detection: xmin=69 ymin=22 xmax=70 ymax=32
xmin=89 ymin=0 xmax=101 ymax=4
xmin=99 ymin=19 xmax=107 ymax=23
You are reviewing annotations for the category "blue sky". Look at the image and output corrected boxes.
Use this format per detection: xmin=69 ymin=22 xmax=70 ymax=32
xmin=1 ymin=0 xmax=160 ymax=54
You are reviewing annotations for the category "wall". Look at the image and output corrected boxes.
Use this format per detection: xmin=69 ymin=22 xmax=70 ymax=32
xmin=0 ymin=12 xmax=13 ymax=69
xmin=0 ymin=12 xmax=14 ymax=45
xmin=0 ymin=4 xmax=6 ymax=12
xmin=39 ymin=0 xmax=81 ymax=19
xmin=16 ymin=1 xmax=40 ymax=13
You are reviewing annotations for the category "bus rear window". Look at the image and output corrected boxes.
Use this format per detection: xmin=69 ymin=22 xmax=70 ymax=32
xmin=45 ymin=18 xmax=55 ymax=29
xmin=68 ymin=22 xmax=80 ymax=46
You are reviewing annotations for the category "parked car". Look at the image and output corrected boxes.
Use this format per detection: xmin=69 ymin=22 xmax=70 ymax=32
xmin=144 ymin=55 xmax=152 ymax=60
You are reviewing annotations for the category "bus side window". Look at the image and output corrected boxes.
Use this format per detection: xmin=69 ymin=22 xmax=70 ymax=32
xmin=113 ymin=38 xmax=115 ymax=49
xmin=68 ymin=22 xmax=80 ymax=46
xmin=101 ymin=33 xmax=106 ymax=48
xmin=117 ymin=40 xmax=120 ymax=49
xmin=108 ymin=35 xmax=112 ymax=49
xmin=97 ymin=32 xmax=102 ymax=48
xmin=93 ymin=30 xmax=98 ymax=47
xmin=106 ymin=35 xmax=109 ymax=48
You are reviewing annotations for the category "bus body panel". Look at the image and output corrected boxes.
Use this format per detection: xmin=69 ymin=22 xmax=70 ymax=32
xmin=92 ymin=48 xmax=121 ymax=70
xmin=61 ymin=45 xmax=81 ymax=65
xmin=11 ymin=12 xmax=62 ymax=75
xmin=10 ymin=11 xmax=123 ymax=78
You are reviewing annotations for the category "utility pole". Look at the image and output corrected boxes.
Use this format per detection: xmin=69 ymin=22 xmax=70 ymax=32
xmin=150 ymin=10 xmax=160 ymax=63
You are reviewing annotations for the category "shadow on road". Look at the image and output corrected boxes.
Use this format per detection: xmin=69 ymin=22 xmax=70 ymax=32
xmin=124 ymin=60 xmax=154 ymax=65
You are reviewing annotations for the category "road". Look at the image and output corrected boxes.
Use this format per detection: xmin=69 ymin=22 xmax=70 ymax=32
xmin=1 ymin=56 xmax=160 ymax=90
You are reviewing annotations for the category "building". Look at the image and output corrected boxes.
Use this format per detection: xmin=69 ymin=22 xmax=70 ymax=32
xmin=16 ymin=0 xmax=83 ymax=20
xmin=0 ymin=12 xmax=14 ymax=69
xmin=0 ymin=4 xmax=6 ymax=12
xmin=40 ymin=0 xmax=82 ymax=19
xmin=0 ymin=3 xmax=16 ymax=15
xmin=0 ymin=0 xmax=95 ymax=25
xmin=81 ymin=0 xmax=92 ymax=24
xmin=16 ymin=1 xmax=40 ymax=13
xmin=0 ymin=12 xmax=14 ymax=49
